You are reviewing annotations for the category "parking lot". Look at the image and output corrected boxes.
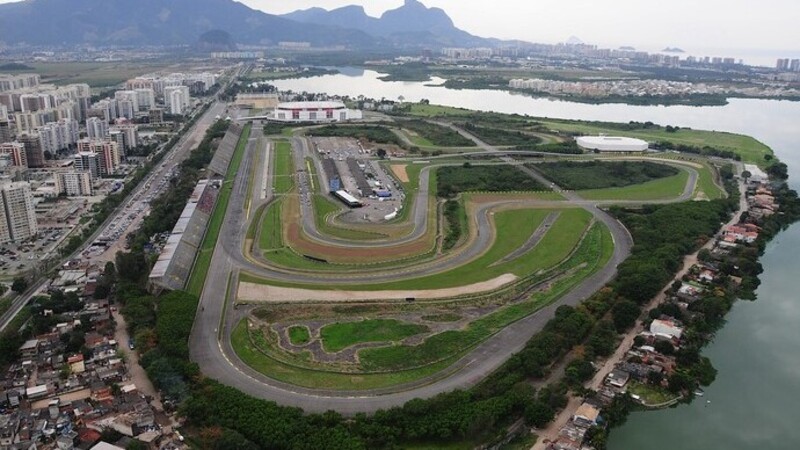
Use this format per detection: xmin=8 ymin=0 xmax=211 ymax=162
xmin=311 ymin=137 xmax=405 ymax=223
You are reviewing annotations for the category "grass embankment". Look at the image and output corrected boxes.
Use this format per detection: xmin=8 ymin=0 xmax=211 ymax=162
xmin=534 ymin=160 xmax=679 ymax=190
xmin=273 ymin=142 xmax=295 ymax=194
xmin=259 ymin=200 xmax=283 ymax=250
xmin=231 ymin=321 xmax=459 ymax=390
xmin=579 ymin=170 xmax=689 ymax=201
xmin=320 ymin=319 xmax=429 ymax=352
xmin=186 ymin=123 xmax=252 ymax=295
xmin=287 ymin=326 xmax=311 ymax=346
xmin=538 ymin=119 xmax=773 ymax=166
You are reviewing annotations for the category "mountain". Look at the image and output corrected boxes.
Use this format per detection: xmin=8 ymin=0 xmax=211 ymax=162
xmin=283 ymin=0 xmax=491 ymax=48
xmin=0 ymin=0 xmax=376 ymax=47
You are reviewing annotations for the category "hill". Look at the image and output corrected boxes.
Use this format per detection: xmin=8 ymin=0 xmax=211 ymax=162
xmin=0 ymin=0 xmax=376 ymax=47
xmin=283 ymin=0 xmax=491 ymax=48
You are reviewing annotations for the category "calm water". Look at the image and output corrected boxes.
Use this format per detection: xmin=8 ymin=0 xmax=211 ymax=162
xmin=274 ymin=70 xmax=800 ymax=449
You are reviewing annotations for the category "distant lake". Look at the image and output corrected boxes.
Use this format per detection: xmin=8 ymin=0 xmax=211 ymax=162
xmin=273 ymin=69 xmax=800 ymax=449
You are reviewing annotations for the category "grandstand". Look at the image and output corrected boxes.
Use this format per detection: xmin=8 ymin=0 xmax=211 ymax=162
xmin=321 ymin=158 xmax=342 ymax=193
xmin=208 ymin=123 xmax=243 ymax=177
xmin=148 ymin=178 xmax=222 ymax=292
xmin=346 ymin=158 xmax=372 ymax=196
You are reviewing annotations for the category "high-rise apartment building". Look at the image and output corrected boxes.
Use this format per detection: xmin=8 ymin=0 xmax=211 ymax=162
xmin=164 ymin=86 xmax=190 ymax=115
xmin=76 ymin=139 xmax=120 ymax=176
xmin=38 ymin=119 xmax=79 ymax=154
xmin=0 ymin=142 xmax=27 ymax=167
xmin=0 ymin=120 xmax=11 ymax=144
xmin=86 ymin=117 xmax=109 ymax=139
xmin=18 ymin=133 xmax=45 ymax=168
xmin=0 ymin=182 xmax=37 ymax=243
xmin=74 ymin=151 xmax=101 ymax=179
xmin=54 ymin=171 xmax=93 ymax=196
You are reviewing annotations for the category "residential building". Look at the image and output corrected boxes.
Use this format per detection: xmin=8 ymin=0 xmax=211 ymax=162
xmin=54 ymin=171 xmax=93 ymax=196
xmin=134 ymin=88 xmax=155 ymax=111
xmin=74 ymin=151 xmax=101 ymax=179
xmin=649 ymin=318 xmax=684 ymax=340
xmin=148 ymin=108 xmax=164 ymax=124
xmin=0 ymin=119 xmax=11 ymax=144
xmin=164 ymin=86 xmax=190 ymax=115
xmin=38 ymin=119 xmax=79 ymax=154
xmin=0 ymin=181 xmax=37 ymax=243
xmin=88 ymin=99 xmax=118 ymax=122
xmin=0 ymin=73 xmax=40 ymax=92
xmin=0 ymin=142 xmax=26 ymax=167
xmin=18 ymin=133 xmax=45 ymax=168
xmin=114 ymin=91 xmax=139 ymax=119
xmin=109 ymin=123 xmax=138 ymax=152
xmin=86 ymin=117 xmax=109 ymax=139
xmin=77 ymin=140 xmax=120 ymax=175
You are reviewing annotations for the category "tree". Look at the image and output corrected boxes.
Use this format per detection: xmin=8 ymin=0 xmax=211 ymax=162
xmin=524 ymin=401 xmax=554 ymax=428
xmin=612 ymin=300 xmax=641 ymax=332
xmin=653 ymin=340 xmax=675 ymax=355
xmin=741 ymin=170 xmax=752 ymax=183
xmin=11 ymin=277 xmax=28 ymax=293
xmin=376 ymin=148 xmax=387 ymax=159
xmin=668 ymin=370 xmax=694 ymax=393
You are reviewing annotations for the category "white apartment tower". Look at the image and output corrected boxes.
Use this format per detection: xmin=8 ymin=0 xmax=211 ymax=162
xmin=0 ymin=182 xmax=37 ymax=243
xmin=86 ymin=117 xmax=109 ymax=139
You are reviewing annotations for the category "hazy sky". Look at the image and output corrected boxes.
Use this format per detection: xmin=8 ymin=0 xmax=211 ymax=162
xmin=233 ymin=0 xmax=799 ymax=56
xmin=0 ymin=0 xmax=796 ymax=59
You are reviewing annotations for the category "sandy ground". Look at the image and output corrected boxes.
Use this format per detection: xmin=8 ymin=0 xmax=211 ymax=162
xmin=237 ymin=274 xmax=518 ymax=302
xmin=390 ymin=164 xmax=410 ymax=183
xmin=113 ymin=310 xmax=163 ymax=411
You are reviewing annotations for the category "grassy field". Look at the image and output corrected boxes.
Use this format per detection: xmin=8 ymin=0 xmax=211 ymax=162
xmin=538 ymin=119 xmax=773 ymax=166
xmin=243 ymin=206 xmax=591 ymax=290
xmin=628 ymin=381 xmax=680 ymax=405
xmin=408 ymin=104 xmax=476 ymax=117
xmin=273 ymin=142 xmax=295 ymax=194
xmin=320 ymin=319 xmax=429 ymax=352
xmin=437 ymin=165 xmax=549 ymax=196
xmin=358 ymin=221 xmax=611 ymax=371
xmin=231 ymin=321 xmax=460 ymax=390
xmin=258 ymin=200 xmax=284 ymax=250
xmin=534 ymin=160 xmax=680 ymax=190
xmin=287 ymin=326 xmax=311 ymax=346
xmin=233 ymin=221 xmax=613 ymax=386
xmin=186 ymin=123 xmax=252 ymax=296
xmin=694 ymin=162 xmax=726 ymax=200
xmin=398 ymin=120 xmax=476 ymax=147
xmin=19 ymin=61 xmax=171 ymax=88
xmin=578 ymin=170 xmax=689 ymax=201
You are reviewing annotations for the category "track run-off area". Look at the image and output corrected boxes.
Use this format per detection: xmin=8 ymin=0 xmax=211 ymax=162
xmin=189 ymin=120 xmax=719 ymax=414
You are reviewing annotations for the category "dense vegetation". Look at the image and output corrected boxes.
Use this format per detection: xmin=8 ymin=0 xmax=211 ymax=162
xmin=396 ymin=120 xmax=476 ymax=147
xmin=534 ymin=161 xmax=680 ymax=190
xmin=437 ymin=164 xmax=548 ymax=198
xmin=311 ymin=125 xmax=404 ymax=146
xmin=461 ymin=122 xmax=542 ymax=146
xmin=516 ymin=141 xmax=583 ymax=154
xmin=442 ymin=199 xmax=465 ymax=250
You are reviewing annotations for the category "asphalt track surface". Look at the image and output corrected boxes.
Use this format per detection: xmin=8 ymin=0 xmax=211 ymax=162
xmin=189 ymin=123 xmax=700 ymax=414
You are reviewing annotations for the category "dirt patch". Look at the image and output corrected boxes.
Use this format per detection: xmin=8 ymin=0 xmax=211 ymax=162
xmin=286 ymin=222 xmax=433 ymax=263
xmin=238 ymin=274 xmax=518 ymax=302
xmin=391 ymin=164 xmax=410 ymax=183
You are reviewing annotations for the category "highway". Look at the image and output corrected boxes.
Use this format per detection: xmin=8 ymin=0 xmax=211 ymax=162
xmin=188 ymin=121 xmax=708 ymax=414
xmin=0 ymin=101 xmax=227 ymax=333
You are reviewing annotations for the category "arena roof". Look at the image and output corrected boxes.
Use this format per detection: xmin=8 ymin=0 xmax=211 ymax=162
xmin=277 ymin=101 xmax=347 ymax=110
xmin=576 ymin=136 xmax=649 ymax=152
